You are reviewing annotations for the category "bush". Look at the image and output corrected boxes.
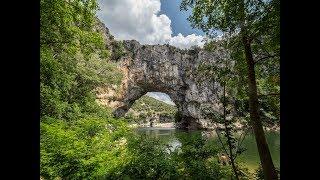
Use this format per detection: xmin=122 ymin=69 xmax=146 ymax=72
xmin=254 ymin=164 xmax=280 ymax=179
xmin=111 ymin=41 xmax=126 ymax=60
xmin=117 ymin=135 xmax=180 ymax=179
xmin=171 ymin=132 xmax=229 ymax=179
xmin=40 ymin=115 xmax=132 ymax=179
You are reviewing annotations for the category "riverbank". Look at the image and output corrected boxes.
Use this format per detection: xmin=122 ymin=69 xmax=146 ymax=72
xmin=129 ymin=122 xmax=280 ymax=132
xmin=136 ymin=127 xmax=280 ymax=173
xmin=129 ymin=122 xmax=175 ymax=128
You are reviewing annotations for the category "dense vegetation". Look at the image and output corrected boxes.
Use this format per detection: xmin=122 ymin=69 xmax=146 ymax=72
xmin=40 ymin=0 xmax=130 ymax=178
xmin=40 ymin=0 xmax=279 ymax=179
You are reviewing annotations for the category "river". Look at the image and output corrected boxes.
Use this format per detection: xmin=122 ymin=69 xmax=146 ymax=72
xmin=136 ymin=127 xmax=280 ymax=172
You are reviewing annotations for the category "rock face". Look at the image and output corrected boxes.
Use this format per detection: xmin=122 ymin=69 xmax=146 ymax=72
xmin=94 ymin=18 xmax=114 ymax=50
xmin=95 ymin=18 xmax=228 ymax=130
xmin=110 ymin=39 xmax=229 ymax=130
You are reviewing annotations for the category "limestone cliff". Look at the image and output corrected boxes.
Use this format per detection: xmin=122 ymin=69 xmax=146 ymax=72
xmin=95 ymin=18 xmax=230 ymax=130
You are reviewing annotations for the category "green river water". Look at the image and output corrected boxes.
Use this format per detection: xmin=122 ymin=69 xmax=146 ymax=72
xmin=136 ymin=127 xmax=280 ymax=172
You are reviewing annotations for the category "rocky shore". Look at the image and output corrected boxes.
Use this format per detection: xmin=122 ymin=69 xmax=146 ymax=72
xmin=129 ymin=122 xmax=175 ymax=128
xmin=129 ymin=122 xmax=280 ymax=132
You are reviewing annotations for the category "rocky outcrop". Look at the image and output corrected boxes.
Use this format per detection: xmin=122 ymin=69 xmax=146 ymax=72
xmin=94 ymin=18 xmax=114 ymax=50
xmin=109 ymin=39 xmax=230 ymax=130
xmin=94 ymin=19 xmax=280 ymax=131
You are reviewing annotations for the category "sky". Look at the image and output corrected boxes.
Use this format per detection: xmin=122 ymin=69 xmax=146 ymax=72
xmin=97 ymin=0 xmax=206 ymax=49
xmin=97 ymin=0 xmax=205 ymax=105
xmin=159 ymin=0 xmax=204 ymax=36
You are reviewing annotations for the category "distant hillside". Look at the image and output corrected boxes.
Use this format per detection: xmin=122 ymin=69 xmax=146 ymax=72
xmin=125 ymin=95 xmax=177 ymax=123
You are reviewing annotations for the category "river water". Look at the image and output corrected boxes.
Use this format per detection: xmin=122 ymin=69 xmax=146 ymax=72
xmin=136 ymin=127 xmax=280 ymax=172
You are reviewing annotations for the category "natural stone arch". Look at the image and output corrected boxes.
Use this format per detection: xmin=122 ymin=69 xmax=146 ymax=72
xmin=108 ymin=40 xmax=228 ymax=130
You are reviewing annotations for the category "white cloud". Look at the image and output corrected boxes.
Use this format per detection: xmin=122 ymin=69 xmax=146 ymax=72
xmin=97 ymin=0 xmax=204 ymax=49
xmin=169 ymin=33 xmax=205 ymax=49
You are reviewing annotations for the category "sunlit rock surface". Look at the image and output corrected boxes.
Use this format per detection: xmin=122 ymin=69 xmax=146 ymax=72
xmin=95 ymin=18 xmax=229 ymax=130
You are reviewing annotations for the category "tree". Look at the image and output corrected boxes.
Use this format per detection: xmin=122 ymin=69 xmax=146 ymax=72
xmin=181 ymin=0 xmax=280 ymax=179
xmin=40 ymin=0 xmax=124 ymax=120
xmin=198 ymin=43 xmax=248 ymax=179
xmin=40 ymin=0 xmax=128 ymax=178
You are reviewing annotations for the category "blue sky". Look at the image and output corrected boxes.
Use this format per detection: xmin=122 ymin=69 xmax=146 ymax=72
xmin=159 ymin=0 xmax=204 ymax=36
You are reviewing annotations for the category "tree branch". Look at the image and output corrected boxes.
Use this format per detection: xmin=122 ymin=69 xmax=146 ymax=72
xmin=234 ymin=127 xmax=249 ymax=160
xmin=254 ymin=53 xmax=279 ymax=64
xmin=253 ymin=37 xmax=280 ymax=63
xmin=258 ymin=93 xmax=280 ymax=97
xmin=215 ymin=129 xmax=230 ymax=157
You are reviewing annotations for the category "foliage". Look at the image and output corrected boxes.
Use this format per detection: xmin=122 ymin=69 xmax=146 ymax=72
xmin=40 ymin=115 xmax=132 ymax=179
xmin=111 ymin=132 xmax=234 ymax=180
xmin=172 ymin=132 xmax=230 ymax=179
xmin=111 ymin=41 xmax=126 ymax=61
xmin=116 ymin=135 xmax=180 ymax=179
xmin=40 ymin=0 xmax=124 ymax=121
xmin=255 ymin=164 xmax=280 ymax=179
xmin=40 ymin=0 xmax=129 ymax=179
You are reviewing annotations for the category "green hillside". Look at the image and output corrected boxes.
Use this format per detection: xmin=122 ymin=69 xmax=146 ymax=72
xmin=125 ymin=95 xmax=177 ymax=123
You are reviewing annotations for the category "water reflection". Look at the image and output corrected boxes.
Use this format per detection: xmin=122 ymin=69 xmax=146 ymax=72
xmin=136 ymin=127 xmax=280 ymax=171
xmin=137 ymin=127 xmax=176 ymax=137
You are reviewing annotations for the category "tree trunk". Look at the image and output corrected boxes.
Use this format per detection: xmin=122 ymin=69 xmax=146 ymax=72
xmin=223 ymin=85 xmax=240 ymax=180
xmin=242 ymin=36 xmax=278 ymax=180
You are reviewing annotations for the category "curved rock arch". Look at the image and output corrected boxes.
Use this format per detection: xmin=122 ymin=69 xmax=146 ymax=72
xmin=108 ymin=40 xmax=228 ymax=130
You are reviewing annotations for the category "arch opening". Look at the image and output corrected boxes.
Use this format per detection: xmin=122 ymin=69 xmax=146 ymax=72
xmin=123 ymin=92 xmax=179 ymax=128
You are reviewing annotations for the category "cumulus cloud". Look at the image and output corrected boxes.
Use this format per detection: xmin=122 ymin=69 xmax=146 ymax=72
xmin=169 ymin=33 xmax=205 ymax=49
xmin=97 ymin=0 xmax=204 ymax=49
